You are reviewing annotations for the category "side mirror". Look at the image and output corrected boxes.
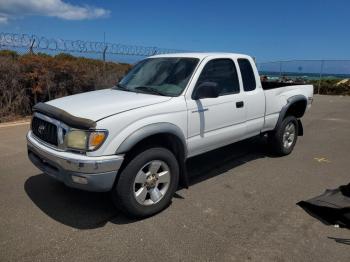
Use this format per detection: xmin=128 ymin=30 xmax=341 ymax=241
xmin=192 ymin=82 xmax=220 ymax=100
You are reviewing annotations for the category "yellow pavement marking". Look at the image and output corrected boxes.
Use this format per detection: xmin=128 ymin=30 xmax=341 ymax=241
xmin=314 ymin=157 xmax=331 ymax=163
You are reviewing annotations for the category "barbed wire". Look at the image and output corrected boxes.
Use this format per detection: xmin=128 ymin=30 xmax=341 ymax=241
xmin=0 ymin=32 xmax=185 ymax=56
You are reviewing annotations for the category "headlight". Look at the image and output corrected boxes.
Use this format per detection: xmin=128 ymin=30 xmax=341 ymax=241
xmin=65 ymin=130 xmax=107 ymax=151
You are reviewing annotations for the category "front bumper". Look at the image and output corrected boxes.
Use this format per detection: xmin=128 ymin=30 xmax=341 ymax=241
xmin=27 ymin=131 xmax=124 ymax=192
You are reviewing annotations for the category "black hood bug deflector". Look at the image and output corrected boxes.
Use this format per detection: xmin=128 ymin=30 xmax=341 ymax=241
xmin=33 ymin=102 xmax=96 ymax=130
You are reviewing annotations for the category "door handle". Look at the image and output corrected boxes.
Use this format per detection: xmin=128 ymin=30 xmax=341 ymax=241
xmin=236 ymin=101 xmax=244 ymax=108
xmin=192 ymin=108 xmax=209 ymax=113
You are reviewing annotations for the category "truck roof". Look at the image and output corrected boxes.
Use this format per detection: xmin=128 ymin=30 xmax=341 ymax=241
xmin=150 ymin=52 xmax=252 ymax=60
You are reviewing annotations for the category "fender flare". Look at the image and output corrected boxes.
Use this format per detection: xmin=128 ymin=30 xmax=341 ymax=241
xmin=115 ymin=122 xmax=187 ymax=157
xmin=274 ymin=95 xmax=307 ymax=132
xmin=297 ymin=119 xmax=304 ymax=136
xmin=115 ymin=123 xmax=189 ymax=188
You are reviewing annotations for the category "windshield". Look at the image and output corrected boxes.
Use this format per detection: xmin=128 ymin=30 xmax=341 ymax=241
xmin=116 ymin=57 xmax=199 ymax=96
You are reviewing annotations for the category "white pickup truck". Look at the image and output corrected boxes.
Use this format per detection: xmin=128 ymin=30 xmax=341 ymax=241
xmin=27 ymin=53 xmax=313 ymax=217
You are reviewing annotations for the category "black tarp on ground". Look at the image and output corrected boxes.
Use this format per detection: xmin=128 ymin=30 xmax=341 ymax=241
xmin=297 ymin=184 xmax=350 ymax=228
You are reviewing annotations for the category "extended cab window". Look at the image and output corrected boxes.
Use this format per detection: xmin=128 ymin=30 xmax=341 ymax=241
xmin=195 ymin=59 xmax=240 ymax=96
xmin=238 ymin=59 xmax=256 ymax=91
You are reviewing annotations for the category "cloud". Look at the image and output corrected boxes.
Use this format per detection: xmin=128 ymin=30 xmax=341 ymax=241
xmin=0 ymin=15 xmax=8 ymax=24
xmin=0 ymin=0 xmax=110 ymax=23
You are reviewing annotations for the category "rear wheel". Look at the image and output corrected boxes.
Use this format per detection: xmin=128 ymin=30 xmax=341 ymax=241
xmin=112 ymin=147 xmax=179 ymax=217
xmin=268 ymin=116 xmax=298 ymax=156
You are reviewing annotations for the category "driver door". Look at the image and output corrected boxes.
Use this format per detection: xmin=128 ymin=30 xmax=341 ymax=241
xmin=186 ymin=58 xmax=246 ymax=157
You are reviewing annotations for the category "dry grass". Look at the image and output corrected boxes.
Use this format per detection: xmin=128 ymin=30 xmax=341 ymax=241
xmin=0 ymin=51 xmax=131 ymax=122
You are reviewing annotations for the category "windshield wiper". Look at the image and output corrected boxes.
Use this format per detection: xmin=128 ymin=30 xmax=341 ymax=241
xmin=116 ymin=83 xmax=130 ymax=91
xmin=134 ymin=86 xmax=167 ymax=96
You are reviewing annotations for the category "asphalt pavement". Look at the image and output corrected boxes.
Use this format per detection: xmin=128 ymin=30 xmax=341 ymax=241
xmin=1 ymin=95 xmax=350 ymax=261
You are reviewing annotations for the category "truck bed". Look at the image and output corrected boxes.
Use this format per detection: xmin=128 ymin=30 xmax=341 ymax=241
xmin=262 ymin=84 xmax=314 ymax=132
xmin=261 ymin=81 xmax=306 ymax=90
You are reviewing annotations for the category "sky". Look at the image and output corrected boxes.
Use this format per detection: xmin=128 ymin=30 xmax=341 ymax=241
xmin=0 ymin=0 xmax=349 ymax=62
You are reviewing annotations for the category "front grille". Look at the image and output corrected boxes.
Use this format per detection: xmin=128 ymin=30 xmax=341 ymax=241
xmin=32 ymin=117 xmax=58 ymax=146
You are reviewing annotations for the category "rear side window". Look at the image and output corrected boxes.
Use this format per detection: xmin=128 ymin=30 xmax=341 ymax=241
xmin=195 ymin=59 xmax=240 ymax=96
xmin=238 ymin=59 xmax=256 ymax=91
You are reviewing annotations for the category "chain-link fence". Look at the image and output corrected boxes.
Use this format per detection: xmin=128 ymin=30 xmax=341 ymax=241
xmin=1 ymin=32 xmax=349 ymax=122
xmin=257 ymin=60 xmax=350 ymax=94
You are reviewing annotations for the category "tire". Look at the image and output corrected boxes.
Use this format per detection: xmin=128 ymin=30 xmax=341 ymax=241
xmin=268 ymin=116 xmax=298 ymax=156
xmin=112 ymin=147 xmax=179 ymax=218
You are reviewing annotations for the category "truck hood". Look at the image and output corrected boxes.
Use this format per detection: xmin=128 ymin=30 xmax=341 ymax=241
xmin=47 ymin=89 xmax=171 ymax=121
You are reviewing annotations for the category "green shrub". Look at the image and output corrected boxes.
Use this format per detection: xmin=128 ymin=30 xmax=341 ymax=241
xmin=0 ymin=50 xmax=19 ymax=59
xmin=54 ymin=53 xmax=77 ymax=60
xmin=309 ymin=79 xmax=350 ymax=95
xmin=36 ymin=52 xmax=52 ymax=58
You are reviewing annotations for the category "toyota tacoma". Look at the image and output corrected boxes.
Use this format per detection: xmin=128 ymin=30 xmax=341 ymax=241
xmin=27 ymin=53 xmax=313 ymax=217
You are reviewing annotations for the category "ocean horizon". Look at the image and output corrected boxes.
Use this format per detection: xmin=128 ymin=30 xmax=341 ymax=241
xmin=259 ymin=71 xmax=350 ymax=80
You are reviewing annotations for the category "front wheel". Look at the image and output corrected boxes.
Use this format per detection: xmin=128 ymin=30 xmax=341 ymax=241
xmin=112 ymin=147 xmax=179 ymax=218
xmin=268 ymin=116 xmax=298 ymax=156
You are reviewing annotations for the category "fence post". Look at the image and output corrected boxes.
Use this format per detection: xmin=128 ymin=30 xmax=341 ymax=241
xmin=103 ymin=45 xmax=108 ymax=80
xmin=153 ymin=47 xmax=158 ymax=55
xmin=102 ymin=45 xmax=108 ymax=62
xmin=318 ymin=60 xmax=324 ymax=94
xmin=279 ymin=61 xmax=282 ymax=78
xmin=29 ymin=39 xmax=35 ymax=54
